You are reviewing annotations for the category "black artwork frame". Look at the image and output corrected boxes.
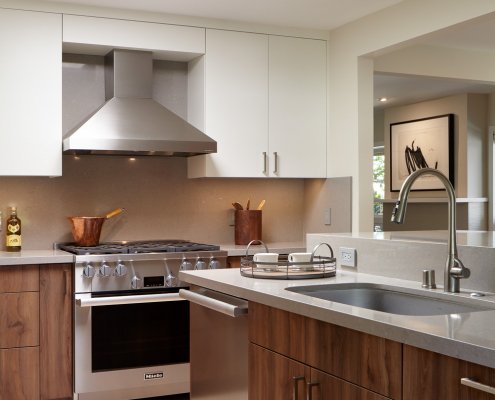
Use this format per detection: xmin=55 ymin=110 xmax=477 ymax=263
xmin=390 ymin=114 xmax=454 ymax=192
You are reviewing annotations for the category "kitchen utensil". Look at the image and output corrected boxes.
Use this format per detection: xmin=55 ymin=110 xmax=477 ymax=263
xmin=68 ymin=208 xmax=125 ymax=246
xmin=256 ymin=200 xmax=266 ymax=210
xmin=232 ymin=202 xmax=243 ymax=210
xmin=246 ymin=199 xmax=250 ymax=210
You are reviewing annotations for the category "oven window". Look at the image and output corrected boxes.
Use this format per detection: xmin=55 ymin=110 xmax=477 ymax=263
xmin=91 ymin=300 xmax=189 ymax=372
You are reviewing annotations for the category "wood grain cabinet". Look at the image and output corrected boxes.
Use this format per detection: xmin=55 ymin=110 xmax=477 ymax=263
xmin=0 ymin=8 xmax=62 ymax=176
xmin=40 ymin=264 xmax=73 ymax=400
xmin=403 ymin=345 xmax=495 ymax=400
xmin=0 ymin=264 xmax=72 ymax=400
xmin=248 ymin=302 xmax=401 ymax=399
xmin=249 ymin=344 xmax=389 ymax=400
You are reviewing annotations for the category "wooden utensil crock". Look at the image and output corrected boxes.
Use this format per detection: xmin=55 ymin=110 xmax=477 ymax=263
xmin=235 ymin=210 xmax=262 ymax=245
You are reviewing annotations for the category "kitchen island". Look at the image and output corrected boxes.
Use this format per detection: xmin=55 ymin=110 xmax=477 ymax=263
xmin=179 ymin=266 xmax=495 ymax=399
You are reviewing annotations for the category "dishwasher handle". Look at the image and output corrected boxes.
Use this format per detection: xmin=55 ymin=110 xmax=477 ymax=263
xmin=179 ymin=288 xmax=248 ymax=317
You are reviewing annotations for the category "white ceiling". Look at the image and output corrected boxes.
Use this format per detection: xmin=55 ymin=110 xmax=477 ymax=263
xmin=49 ymin=0 xmax=402 ymax=30
xmin=374 ymin=16 xmax=495 ymax=110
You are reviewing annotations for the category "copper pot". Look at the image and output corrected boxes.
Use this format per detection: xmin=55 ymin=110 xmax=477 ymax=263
xmin=68 ymin=208 xmax=125 ymax=246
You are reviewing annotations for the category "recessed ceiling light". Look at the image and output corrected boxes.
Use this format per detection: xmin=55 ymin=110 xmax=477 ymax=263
xmin=377 ymin=97 xmax=388 ymax=102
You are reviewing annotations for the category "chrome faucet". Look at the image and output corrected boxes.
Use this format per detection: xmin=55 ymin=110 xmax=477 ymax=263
xmin=390 ymin=168 xmax=470 ymax=293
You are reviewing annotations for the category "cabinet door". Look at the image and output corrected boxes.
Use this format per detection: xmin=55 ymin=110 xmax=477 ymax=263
xmin=309 ymin=369 xmax=390 ymax=400
xmin=0 ymin=265 xmax=39 ymax=293
xmin=189 ymin=29 xmax=269 ymax=178
xmin=249 ymin=343 xmax=309 ymax=400
xmin=403 ymin=345 xmax=495 ymax=400
xmin=249 ymin=302 xmax=306 ymax=362
xmin=0 ymin=292 xmax=39 ymax=348
xmin=0 ymin=9 xmax=62 ymax=176
xmin=0 ymin=347 xmax=39 ymax=400
xmin=40 ymin=264 xmax=73 ymax=400
xmin=305 ymin=314 xmax=401 ymax=399
xmin=268 ymin=36 xmax=326 ymax=178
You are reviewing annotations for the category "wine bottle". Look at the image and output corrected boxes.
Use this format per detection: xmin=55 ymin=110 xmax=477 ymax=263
xmin=6 ymin=207 xmax=21 ymax=252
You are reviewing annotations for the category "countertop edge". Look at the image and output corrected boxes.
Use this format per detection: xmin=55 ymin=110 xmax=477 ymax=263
xmin=0 ymin=250 xmax=74 ymax=265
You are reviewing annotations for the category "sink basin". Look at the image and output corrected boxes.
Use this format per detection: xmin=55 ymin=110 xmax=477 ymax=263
xmin=286 ymin=283 xmax=494 ymax=316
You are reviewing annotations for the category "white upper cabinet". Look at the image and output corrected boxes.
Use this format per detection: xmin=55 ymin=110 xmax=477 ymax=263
xmin=189 ymin=29 xmax=269 ymax=178
xmin=0 ymin=9 xmax=62 ymax=176
xmin=269 ymin=36 xmax=327 ymax=178
xmin=63 ymin=15 xmax=205 ymax=61
xmin=188 ymin=30 xmax=326 ymax=178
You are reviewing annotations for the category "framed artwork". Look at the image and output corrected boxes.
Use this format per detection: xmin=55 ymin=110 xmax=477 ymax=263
xmin=390 ymin=114 xmax=454 ymax=192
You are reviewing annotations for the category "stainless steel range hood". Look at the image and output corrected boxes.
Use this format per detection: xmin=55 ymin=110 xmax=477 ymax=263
xmin=63 ymin=49 xmax=216 ymax=156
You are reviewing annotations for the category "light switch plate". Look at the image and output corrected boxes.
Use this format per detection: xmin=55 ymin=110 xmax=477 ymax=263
xmin=324 ymin=208 xmax=331 ymax=225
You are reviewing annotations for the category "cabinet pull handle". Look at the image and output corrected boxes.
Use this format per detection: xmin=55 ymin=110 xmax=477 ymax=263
xmin=273 ymin=151 xmax=278 ymax=174
xmin=306 ymin=382 xmax=319 ymax=400
xmin=292 ymin=376 xmax=305 ymax=400
xmin=262 ymin=152 xmax=267 ymax=173
xmin=461 ymin=378 xmax=495 ymax=395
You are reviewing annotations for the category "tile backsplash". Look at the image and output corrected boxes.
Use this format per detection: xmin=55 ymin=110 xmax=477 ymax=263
xmin=0 ymin=156 xmax=306 ymax=249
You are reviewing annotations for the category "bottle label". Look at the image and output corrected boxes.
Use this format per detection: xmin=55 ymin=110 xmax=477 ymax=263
xmin=6 ymin=234 xmax=21 ymax=247
xmin=7 ymin=224 xmax=20 ymax=234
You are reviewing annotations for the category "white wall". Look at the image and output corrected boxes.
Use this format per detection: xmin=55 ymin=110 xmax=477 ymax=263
xmin=327 ymin=0 xmax=495 ymax=232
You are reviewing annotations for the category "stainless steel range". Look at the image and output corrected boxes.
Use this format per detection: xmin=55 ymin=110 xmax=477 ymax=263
xmin=61 ymin=240 xmax=227 ymax=400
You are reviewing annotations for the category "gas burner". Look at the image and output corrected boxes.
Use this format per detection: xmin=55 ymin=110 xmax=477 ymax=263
xmin=128 ymin=241 xmax=220 ymax=253
xmin=58 ymin=243 xmax=129 ymax=255
xmin=58 ymin=240 xmax=220 ymax=255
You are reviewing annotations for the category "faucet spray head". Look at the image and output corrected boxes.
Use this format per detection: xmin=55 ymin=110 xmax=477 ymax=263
xmin=391 ymin=200 xmax=404 ymax=223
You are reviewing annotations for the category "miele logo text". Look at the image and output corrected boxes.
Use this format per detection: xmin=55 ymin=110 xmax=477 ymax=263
xmin=144 ymin=372 xmax=164 ymax=380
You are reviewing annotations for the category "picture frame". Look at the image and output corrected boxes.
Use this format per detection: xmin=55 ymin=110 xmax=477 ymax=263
xmin=390 ymin=114 xmax=454 ymax=192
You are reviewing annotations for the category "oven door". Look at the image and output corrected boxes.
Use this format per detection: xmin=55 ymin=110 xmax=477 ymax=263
xmin=74 ymin=289 xmax=190 ymax=400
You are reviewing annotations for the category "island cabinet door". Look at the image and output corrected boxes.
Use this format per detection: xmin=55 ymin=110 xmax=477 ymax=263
xmin=403 ymin=345 xmax=495 ymax=400
xmin=305 ymin=317 xmax=402 ymax=399
xmin=249 ymin=343 xmax=309 ymax=400
xmin=308 ymin=368 xmax=391 ymax=400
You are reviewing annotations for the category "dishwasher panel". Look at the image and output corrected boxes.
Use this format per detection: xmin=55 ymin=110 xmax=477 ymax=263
xmin=180 ymin=289 xmax=248 ymax=400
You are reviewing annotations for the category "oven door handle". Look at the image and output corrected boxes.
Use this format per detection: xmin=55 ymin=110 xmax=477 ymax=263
xmin=179 ymin=288 xmax=248 ymax=317
xmin=75 ymin=292 xmax=185 ymax=307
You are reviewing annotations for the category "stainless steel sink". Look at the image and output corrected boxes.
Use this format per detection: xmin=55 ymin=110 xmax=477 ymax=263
xmin=286 ymin=283 xmax=494 ymax=316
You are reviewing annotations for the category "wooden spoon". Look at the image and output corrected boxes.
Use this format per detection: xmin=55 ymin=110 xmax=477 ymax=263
xmin=257 ymin=200 xmax=266 ymax=210
xmin=232 ymin=202 xmax=243 ymax=210
xmin=246 ymin=199 xmax=250 ymax=210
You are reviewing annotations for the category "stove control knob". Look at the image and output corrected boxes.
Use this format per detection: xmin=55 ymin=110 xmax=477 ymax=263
xmin=114 ymin=261 xmax=128 ymax=277
xmin=208 ymin=257 xmax=221 ymax=270
xmin=194 ymin=258 xmax=207 ymax=270
xmin=130 ymin=275 xmax=141 ymax=290
xmin=180 ymin=258 xmax=193 ymax=271
xmin=82 ymin=262 xmax=95 ymax=279
xmin=97 ymin=261 xmax=112 ymax=278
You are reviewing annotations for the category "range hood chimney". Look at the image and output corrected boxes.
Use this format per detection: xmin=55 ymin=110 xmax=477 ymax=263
xmin=63 ymin=49 xmax=216 ymax=156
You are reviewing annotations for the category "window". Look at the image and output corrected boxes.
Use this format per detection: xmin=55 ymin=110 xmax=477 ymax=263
xmin=373 ymin=146 xmax=385 ymax=232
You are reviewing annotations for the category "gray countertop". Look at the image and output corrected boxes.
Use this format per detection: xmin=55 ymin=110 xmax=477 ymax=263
xmin=179 ymin=268 xmax=495 ymax=369
xmin=0 ymin=250 xmax=74 ymax=265
xmin=0 ymin=241 xmax=305 ymax=265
